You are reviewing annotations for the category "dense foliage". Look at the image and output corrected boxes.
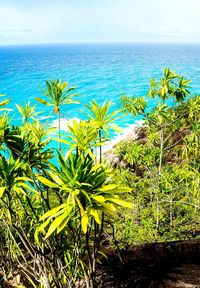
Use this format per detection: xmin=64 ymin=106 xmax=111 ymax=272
xmin=114 ymin=68 xmax=200 ymax=245
xmin=0 ymin=81 xmax=131 ymax=288
xmin=0 ymin=69 xmax=199 ymax=287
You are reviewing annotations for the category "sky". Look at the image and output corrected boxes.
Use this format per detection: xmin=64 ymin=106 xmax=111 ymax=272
xmin=0 ymin=0 xmax=200 ymax=45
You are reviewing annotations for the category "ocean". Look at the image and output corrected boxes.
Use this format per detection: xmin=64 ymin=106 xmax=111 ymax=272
xmin=0 ymin=43 xmax=200 ymax=128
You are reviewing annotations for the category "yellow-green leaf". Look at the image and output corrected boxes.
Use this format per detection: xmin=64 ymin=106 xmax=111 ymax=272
xmin=48 ymin=171 xmax=64 ymax=186
xmin=81 ymin=212 xmax=88 ymax=234
xmin=91 ymin=164 xmax=103 ymax=172
xmin=89 ymin=208 xmax=101 ymax=224
xmin=35 ymin=97 xmax=52 ymax=106
xmin=91 ymin=195 xmax=105 ymax=203
xmin=75 ymin=197 xmax=85 ymax=215
xmin=14 ymin=186 xmax=27 ymax=196
xmin=100 ymin=202 xmax=116 ymax=216
xmin=37 ymin=176 xmax=59 ymax=188
xmin=19 ymin=182 xmax=39 ymax=194
xmin=15 ymin=177 xmax=33 ymax=182
xmin=45 ymin=211 xmax=68 ymax=239
xmin=6 ymin=209 xmax=12 ymax=224
xmin=107 ymin=198 xmax=133 ymax=208
xmin=97 ymin=184 xmax=117 ymax=191
xmin=39 ymin=218 xmax=51 ymax=233
xmin=0 ymin=99 xmax=10 ymax=107
xmin=57 ymin=217 xmax=69 ymax=234
xmin=0 ymin=187 xmax=6 ymax=198
xmin=40 ymin=204 xmax=66 ymax=221
xmin=34 ymin=228 xmax=41 ymax=246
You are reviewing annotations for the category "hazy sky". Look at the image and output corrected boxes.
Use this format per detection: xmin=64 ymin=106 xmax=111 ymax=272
xmin=0 ymin=0 xmax=200 ymax=45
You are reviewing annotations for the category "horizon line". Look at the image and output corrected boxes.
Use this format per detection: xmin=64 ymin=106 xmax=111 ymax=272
xmin=1 ymin=41 xmax=200 ymax=47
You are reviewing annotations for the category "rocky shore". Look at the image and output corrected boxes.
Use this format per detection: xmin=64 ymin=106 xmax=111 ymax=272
xmin=103 ymin=120 xmax=146 ymax=169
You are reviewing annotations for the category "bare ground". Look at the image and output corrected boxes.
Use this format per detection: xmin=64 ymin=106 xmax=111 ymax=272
xmin=97 ymin=240 xmax=200 ymax=288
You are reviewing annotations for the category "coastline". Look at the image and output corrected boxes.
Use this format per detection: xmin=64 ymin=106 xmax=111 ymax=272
xmin=103 ymin=120 xmax=145 ymax=153
xmin=51 ymin=118 xmax=145 ymax=154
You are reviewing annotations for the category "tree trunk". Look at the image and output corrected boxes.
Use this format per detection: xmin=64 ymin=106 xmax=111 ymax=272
xmin=99 ymin=129 xmax=102 ymax=163
xmin=58 ymin=109 xmax=61 ymax=151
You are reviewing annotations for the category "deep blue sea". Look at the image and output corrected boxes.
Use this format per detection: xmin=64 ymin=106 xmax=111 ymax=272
xmin=0 ymin=43 xmax=200 ymax=128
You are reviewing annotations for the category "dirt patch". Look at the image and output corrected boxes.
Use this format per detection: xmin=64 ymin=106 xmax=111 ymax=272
xmin=97 ymin=240 xmax=200 ymax=288
xmin=164 ymin=264 xmax=200 ymax=287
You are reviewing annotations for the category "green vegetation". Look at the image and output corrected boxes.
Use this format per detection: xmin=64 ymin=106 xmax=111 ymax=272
xmin=0 ymin=68 xmax=199 ymax=287
xmin=36 ymin=79 xmax=79 ymax=150
xmin=115 ymin=68 xmax=199 ymax=245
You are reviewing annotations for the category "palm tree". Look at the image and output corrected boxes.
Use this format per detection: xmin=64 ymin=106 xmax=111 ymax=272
xmin=16 ymin=101 xmax=40 ymax=124
xmin=35 ymin=80 xmax=79 ymax=149
xmin=0 ymin=156 xmax=38 ymax=219
xmin=121 ymin=95 xmax=146 ymax=118
xmin=148 ymin=68 xmax=191 ymax=103
xmin=85 ymin=100 xmax=120 ymax=163
xmin=37 ymin=151 xmax=132 ymax=285
xmin=64 ymin=119 xmax=98 ymax=157
xmin=2 ymin=121 xmax=53 ymax=172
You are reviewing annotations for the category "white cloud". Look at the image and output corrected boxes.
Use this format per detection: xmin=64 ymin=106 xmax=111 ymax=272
xmin=0 ymin=0 xmax=200 ymax=44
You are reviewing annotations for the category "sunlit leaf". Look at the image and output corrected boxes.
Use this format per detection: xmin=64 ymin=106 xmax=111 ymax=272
xmin=81 ymin=212 xmax=88 ymax=234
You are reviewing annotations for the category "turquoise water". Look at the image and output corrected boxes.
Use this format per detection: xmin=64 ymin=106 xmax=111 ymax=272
xmin=0 ymin=43 xmax=200 ymax=128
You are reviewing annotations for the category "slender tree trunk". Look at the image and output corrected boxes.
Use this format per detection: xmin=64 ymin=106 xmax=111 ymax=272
xmin=58 ymin=109 xmax=61 ymax=151
xmin=158 ymin=126 xmax=164 ymax=177
xmin=85 ymin=231 xmax=94 ymax=288
xmin=99 ymin=129 xmax=102 ymax=163
xmin=156 ymin=126 xmax=164 ymax=237
xmin=155 ymin=194 xmax=159 ymax=238
xmin=170 ymin=193 xmax=173 ymax=227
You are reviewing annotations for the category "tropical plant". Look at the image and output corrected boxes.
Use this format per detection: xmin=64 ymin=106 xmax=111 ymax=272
xmin=0 ymin=72 xmax=199 ymax=288
xmin=148 ymin=67 xmax=191 ymax=102
xmin=118 ymin=68 xmax=199 ymax=240
xmin=59 ymin=119 xmax=98 ymax=157
xmin=121 ymin=95 xmax=146 ymax=118
xmin=85 ymin=100 xmax=120 ymax=163
xmin=36 ymin=151 xmax=132 ymax=286
xmin=0 ymin=94 xmax=11 ymax=111
xmin=16 ymin=101 xmax=40 ymax=123
xmin=36 ymin=79 xmax=79 ymax=149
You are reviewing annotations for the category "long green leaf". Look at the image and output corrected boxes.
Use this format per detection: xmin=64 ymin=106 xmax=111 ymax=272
xmin=37 ymin=175 xmax=59 ymax=188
